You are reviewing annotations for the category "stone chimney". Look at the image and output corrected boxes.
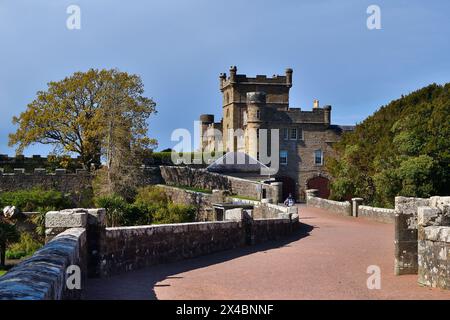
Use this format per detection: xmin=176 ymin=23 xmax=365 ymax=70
xmin=313 ymin=99 xmax=319 ymax=109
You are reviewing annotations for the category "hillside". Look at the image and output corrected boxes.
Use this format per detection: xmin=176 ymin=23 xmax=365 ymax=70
xmin=327 ymin=83 xmax=450 ymax=207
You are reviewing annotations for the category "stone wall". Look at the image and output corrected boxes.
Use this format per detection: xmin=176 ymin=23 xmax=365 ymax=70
xmin=160 ymin=166 xmax=230 ymax=190
xmin=160 ymin=166 xmax=281 ymax=203
xmin=306 ymin=194 xmax=351 ymax=216
xmin=99 ymin=221 xmax=245 ymax=277
xmin=0 ymin=227 xmax=86 ymax=300
xmin=416 ymin=198 xmax=450 ymax=290
xmin=418 ymin=226 xmax=449 ymax=289
xmin=0 ymin=169 xmax=93 ymax=205
xmin=157 ymin=185 xmax=227 ymax=221
xmin=394 ymin=196 xmax=430 ymax=275
xmin=99 ymin=212 xmax=299 ymax=277
xmin=250 ymin=217 xmax=296 ymax=245
xmin=357 ymin=206 xmax=395 ymax=223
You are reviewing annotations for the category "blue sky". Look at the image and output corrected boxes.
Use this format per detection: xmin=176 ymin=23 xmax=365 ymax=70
xmin=0 ymin=0 xmax=449 ymax=155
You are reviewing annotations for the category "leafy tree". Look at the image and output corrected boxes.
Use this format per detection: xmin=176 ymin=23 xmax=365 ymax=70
xmin=328 ymin=83 xmax=450 ymax=207
xmin=9 ymin=69 xmax=157 ymax=170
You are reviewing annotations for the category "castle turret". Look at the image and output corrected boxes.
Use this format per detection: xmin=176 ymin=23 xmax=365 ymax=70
xmin=199 ymin=114 xmax=215 ymax=150
xmin=246 ymin=92 xmax=266 ymax=159
xmin=219 ymin=73 xmax=226 ymax=91
xmin=229 ymin=66 xmax=237 ymax=84
xmin=285 ymin=68 xmax=293 ymax=88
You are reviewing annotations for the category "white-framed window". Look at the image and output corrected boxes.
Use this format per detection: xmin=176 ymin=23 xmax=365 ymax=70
xmin=314 ymin=149 xmax=323 ymax=165
xmin=283 ymin=128 xmax=289 ymax=140
xmin=290 ymin=128 xmax=297 ymax=140
xmin=280 ymin=150 xmax=288 ymax=165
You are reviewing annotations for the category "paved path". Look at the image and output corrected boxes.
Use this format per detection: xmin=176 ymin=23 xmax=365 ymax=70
xmin=86 ymin=206 xmax=450 ymax=299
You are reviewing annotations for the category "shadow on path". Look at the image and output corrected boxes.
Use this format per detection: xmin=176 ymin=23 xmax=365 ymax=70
xmin=86 ymin=222 xmax=314 ymax=300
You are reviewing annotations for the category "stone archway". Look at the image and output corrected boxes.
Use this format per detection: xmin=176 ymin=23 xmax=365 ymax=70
xmin=306 ymin=175 xmax=330 ymax=199
xmin=277 ymin=176 xmax=296 ymax=201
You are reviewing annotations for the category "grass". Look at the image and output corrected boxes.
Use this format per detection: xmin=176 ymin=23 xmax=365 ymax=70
xmin=231 ymin=194 xmax=260 ymax=202
xmin=174 ymin=185 xmax=213 ymax=194
xmin=0 ymin=270 xmax=7 ymax=277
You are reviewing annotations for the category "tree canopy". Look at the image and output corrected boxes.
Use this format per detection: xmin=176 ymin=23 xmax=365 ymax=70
xmin=9 ymin=69 xmax=157 ymax=169
xmin=327 ymin=83 xmax=450 ymax=207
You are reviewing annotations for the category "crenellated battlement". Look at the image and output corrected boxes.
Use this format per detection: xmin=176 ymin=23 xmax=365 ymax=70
xmin=0 ymin=167 xmax=89 ymax=176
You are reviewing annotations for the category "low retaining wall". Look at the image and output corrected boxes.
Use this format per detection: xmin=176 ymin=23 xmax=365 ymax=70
xmin=0 ymin=228 xmax=86 ymax=300
xmin=158 ymin=185 xmax=227 ymax=221
xmin=358 ymin=206 xmax=395 ymax=223
xmin=160 ymin=166 xmax=281 ymax=204
xmin=306 ymin=196 xmax=351 ymax=216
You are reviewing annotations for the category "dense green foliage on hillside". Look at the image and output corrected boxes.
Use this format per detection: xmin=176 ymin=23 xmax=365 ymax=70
xmin=327 ymin=83 xmax=450 ymax=207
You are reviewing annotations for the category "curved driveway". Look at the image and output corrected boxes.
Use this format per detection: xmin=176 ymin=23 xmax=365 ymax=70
xmin=86 ymin=206 xmax=450 ymax=299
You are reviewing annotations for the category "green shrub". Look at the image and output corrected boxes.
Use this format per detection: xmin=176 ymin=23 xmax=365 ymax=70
xmin=152 ymin=203 xmax=196 ymax=224
xmin=5 ymin=232 xmax=42 ymax=260
xmin=134 ymin=186 xmax=168 ymax=205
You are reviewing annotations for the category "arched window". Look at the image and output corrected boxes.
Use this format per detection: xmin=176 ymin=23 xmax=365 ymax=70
xmin=225 ymin=92 xmax=230 ymax=104
xmin=226 ymin=108 xmax=229 ymax=118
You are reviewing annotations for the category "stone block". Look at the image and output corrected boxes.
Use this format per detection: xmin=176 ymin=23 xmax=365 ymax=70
xmin=423 ymin=226 xmax=450 ymax=242
xmin=45 ymin=209 xmax=87 ymax=228
xmin=394 ymin=240 xmax=418 ymax=275
xmin=225 ymin=208 xmax=243 ymax=221
xmin=417 ymin=206 xmax=440 ymax=227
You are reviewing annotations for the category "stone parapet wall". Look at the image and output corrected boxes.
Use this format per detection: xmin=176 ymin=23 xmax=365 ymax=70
xmin=416 ymin=199 xmax=450 ymax=290
xmin=306 ymin=195 xmax=351 ymax=216
xmin=99 ymin=221 xmax=245 ymax=277
xmin=250 ymin=218 xmax=294 ymax=244
xmin=358 ymin=206 xmax=395 ymax=223
xmin=418 ymin=227 xmax=449 ymax=290
xmin=394 ymin=196 xmax=431 ymax=275
xmin=0 ymin=228 xmax=87 ymax=300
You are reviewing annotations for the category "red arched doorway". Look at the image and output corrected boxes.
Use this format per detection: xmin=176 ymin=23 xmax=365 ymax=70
xmin=278 ymin=176 xmax=296 ymax=201
xmin=307 ymin=176 xmax=330 ymax=199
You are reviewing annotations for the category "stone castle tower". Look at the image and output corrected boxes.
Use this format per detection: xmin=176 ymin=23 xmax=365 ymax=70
xmin=199 ymin=66 xmax=352 ymax=200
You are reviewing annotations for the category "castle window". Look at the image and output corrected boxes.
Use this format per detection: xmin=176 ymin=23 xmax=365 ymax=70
xmin=290 ymin=128 xmax=297 ymax=140
xmin=314 ymin=149 xmax=323 ymax=165
xmin=299 ymin=129 xmax=304 ymax=140
xmin=225 ymin=92 xmax=230 ymax=104
xmin=256 ymin=110 xmax=260 ymax=119
xmin=280 ymin=150 xmax=288 ymax=165
xmin=283 ymin=128 xmax=289 ymax=140
xmin=226 ymin=108 xmax=229 ymax=118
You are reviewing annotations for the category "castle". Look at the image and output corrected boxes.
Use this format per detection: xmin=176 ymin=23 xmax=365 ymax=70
xmin=199 ymin=66 xmax=354 ymax=201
